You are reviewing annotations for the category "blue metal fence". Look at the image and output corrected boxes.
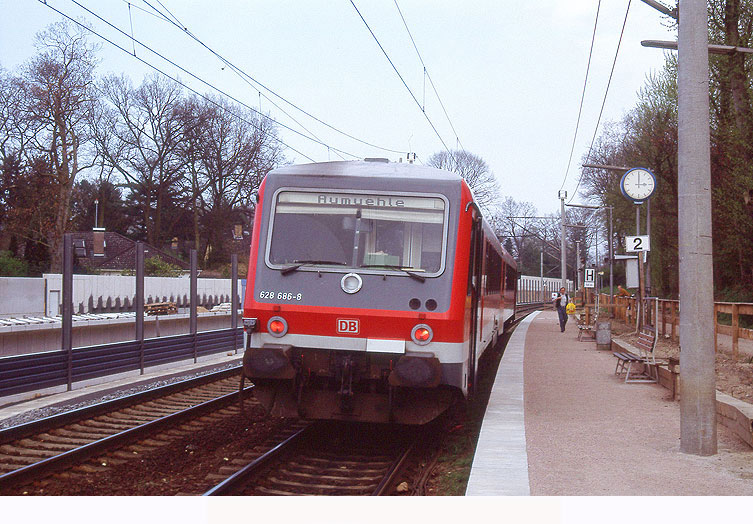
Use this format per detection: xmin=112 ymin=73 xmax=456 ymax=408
xmin=0 ymin=327 xmax=242 ymax=398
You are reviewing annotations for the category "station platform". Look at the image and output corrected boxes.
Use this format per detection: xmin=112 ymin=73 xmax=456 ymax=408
xmin=467 ymin=309 xmax=753 ymax=496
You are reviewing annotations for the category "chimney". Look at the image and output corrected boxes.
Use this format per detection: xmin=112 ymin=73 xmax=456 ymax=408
xmin=93 ymin=227 xmax=106 ymax=257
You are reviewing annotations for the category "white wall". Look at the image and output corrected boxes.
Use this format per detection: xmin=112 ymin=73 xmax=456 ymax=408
xmin=517 ymin=275 xmax=574 ymax=303
xmin=33 ymin=274 xmax=242 ymax=316
xmin=0 ymin=277 xmax=46 ymax=317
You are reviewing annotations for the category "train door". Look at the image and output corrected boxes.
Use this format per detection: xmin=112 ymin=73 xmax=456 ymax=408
xmin=467 ymin=216 xmax=483 ymax=398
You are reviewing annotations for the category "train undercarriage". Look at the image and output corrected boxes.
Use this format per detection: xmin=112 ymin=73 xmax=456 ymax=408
xmin=241 ymin=344 xmax=459 ymax=425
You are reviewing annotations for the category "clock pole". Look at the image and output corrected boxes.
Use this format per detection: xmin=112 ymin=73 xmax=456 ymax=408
xmin=620 ymin=167 xmax=656 ymax=330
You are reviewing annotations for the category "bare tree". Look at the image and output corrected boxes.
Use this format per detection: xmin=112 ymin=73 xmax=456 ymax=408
xmin=21 ymin=21 xmax=99 ymax=271
xmin=92 ymin=74 xmax=185 ymax=246
xmin=180 ymin=95 xmax=284 ymax=264
xmin=426 ymin=149 xmax=500 ymax=214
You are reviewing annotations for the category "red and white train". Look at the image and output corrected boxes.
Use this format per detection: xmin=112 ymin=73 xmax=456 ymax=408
xmin=241 ymin=160 xmax=516 ymax=424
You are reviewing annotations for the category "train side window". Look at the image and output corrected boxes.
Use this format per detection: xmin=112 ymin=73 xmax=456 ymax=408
xmin=484 ymin=245 xmax=502 ymax=295
xmin=506 ymin=263 xmax=517 ymax=291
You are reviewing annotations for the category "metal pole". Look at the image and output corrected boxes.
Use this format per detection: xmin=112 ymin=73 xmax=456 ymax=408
xmin=595 ymin=226 xmax=600 ymax=312
xmin=636 ymin=203 xmax=644 ymax=329
xmin=646 ymin=199 xmax=652 ymax=295
xmin=136 ymin=242 xmax=145 ymax=374
xmin=190 ymin=249 xmax=198 ymax=363
xmin=540 ymin=244 xmax=544 ymax=303
xmin=63 ymin=234 xmax=73 ymax=391
xmin=560 ymin=192 xmax=567 ymax=289
xmin=609 ymin=206 xmax=614 ymax=304
xmin=678 ymin=0 xmax=716 ymax=455
xmin=231 ymin=253 xmax=239 ymax=354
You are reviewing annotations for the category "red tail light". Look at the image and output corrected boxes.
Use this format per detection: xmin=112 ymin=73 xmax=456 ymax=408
xmin=411 ymin=324 xmax=433 ymax=345
xmin=267 ymin=316 xmax=288 ymax=337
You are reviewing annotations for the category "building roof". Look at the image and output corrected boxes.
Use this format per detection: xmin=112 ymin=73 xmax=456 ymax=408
xmin=70 ymin=231 xmax=190 ymax=271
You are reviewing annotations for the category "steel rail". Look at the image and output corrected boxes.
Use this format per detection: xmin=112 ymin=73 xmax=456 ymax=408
xmin=370 ymin=438 xmax=418 ymax=496
xmin=0 ymin=365 xmax=242 ymax=445
xmin=0 ymin=376 xmax=251 ymax=490
xmin=202 ymin=424 xmax=313 ymax=496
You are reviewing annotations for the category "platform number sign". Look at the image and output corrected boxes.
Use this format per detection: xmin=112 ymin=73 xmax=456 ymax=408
xmin=625 ymin=235 xmax=650 ymax=252
xmin=584 ymin=268 xmax=596 ymax=289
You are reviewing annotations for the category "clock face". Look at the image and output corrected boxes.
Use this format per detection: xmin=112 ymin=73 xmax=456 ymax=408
xmin=620 ymin=168 xmax=656 ymax=201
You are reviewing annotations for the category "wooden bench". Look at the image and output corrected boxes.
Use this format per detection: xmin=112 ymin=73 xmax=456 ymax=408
xmin=613 ymin=325 xmax=658 ymax=383
xmin=577 ymin=313 xmax=598 ymax=341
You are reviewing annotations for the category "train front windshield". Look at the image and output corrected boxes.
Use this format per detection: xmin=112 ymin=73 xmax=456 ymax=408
xmin=267 ymin=190 xmax=448 ymax=276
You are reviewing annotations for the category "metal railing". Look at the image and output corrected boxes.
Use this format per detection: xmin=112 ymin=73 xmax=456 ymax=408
xmin=599 ymin=293 xmax=753 ymax=357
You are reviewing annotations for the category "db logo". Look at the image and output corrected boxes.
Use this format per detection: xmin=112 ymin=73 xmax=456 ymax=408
xmin=337 ymin=319 xmax=360 ymax=334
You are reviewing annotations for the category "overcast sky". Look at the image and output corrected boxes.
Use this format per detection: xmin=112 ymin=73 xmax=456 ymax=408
xmin=0 ymin=0 xmax=677 ymax=214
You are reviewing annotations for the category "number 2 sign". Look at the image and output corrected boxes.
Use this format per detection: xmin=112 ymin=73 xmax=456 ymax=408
xmin=625 ymin=235 xmax=650 ymax=252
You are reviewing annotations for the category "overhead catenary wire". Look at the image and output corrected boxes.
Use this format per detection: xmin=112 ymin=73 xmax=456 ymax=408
xmin=568 ymin=0 xmax=633 ymax=204
xmin=59 ymin=0 xmax=360 ymax=160
xmin=39 ymin=0 xmax=317 ymax=162
xmin=392 ymin=0 xmax=465 ymax=152
xmin=138 ymin=0 xmax=406 ymax=156
xmin=349 ymin=0 xmax=455 ymax=160
xmin=138 ymin=0 xmax=347 ymax=161
xmin=559 ymin=0 xmax=602 ymax=192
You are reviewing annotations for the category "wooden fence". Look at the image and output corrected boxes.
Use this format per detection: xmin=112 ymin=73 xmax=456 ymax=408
xmin=597 ymin=293 xmax=753 ymax=358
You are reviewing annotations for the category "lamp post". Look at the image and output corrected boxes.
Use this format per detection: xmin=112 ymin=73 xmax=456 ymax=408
xmin=558 ymin=190 xmax=567 ymax=290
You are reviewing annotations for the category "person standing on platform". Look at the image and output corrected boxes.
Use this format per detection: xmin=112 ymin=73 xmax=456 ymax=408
xmin=553 ymin=287 xmax=571 ymax=333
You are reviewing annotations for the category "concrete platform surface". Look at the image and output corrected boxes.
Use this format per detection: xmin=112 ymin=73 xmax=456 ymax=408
xmin=468 ymin=309 xmax=753 ymax=496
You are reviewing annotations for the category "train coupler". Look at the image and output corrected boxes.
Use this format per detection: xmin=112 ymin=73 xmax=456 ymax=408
xmin=337 ymin=355 xmax=355 ymax=414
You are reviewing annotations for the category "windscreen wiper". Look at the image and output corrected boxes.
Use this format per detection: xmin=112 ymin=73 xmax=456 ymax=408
xmin=359 ymin=264 xmax=426 ymax=283
xmin=280 ymin=259 xmax=347 ymax=275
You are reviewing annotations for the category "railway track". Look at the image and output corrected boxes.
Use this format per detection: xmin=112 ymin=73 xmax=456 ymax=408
xmin=203 ymin=421 xmax=418 ymax=496
xmin=515 ymin=301 xmax=549 ymax=316
xmin=0 ymin=366 xmax=249 ymax=492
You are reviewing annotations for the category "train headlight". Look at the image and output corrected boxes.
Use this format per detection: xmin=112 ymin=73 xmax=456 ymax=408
xmin=267 ymin=316 xmax=288 ymax=337
xmin=340 ymin=273 xmax=363 ymax=294
xmin=411 ymin=324 xmax=433 ymax=345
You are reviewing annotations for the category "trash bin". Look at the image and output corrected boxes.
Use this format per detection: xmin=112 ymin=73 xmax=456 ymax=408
xmin=595 ymin=321 xmax=611 ymax=350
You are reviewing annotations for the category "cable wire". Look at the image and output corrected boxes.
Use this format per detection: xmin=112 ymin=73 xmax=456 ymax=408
xmin=569 ymin=0 xmax=632 ymax=204
xmin=40 ymin=0 xmax=317 ymax=161
xmin=138 ymin=0 xmax=347 ymax=160
xmin=139 ymin=0 xmax=406 ymax=156
xmin=349 ymin=0 xmax=455 ymax=159
xmin=559 ymin=0 xmax=602 ymax=192
xmin=392 ymin=0 xmax=464 ymax=151
xmin=62 ymin=0 xmax=360 ymax=159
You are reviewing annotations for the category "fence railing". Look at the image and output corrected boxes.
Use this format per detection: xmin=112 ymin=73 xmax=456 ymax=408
xmin=597 ymin=293 xmax=753 ymax=357
xmin=0 ymin=327 xmax=242 ymax=398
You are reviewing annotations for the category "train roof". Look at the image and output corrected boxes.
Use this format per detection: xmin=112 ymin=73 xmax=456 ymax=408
xmin=268 ymin=160 xmax=463 ymax=182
